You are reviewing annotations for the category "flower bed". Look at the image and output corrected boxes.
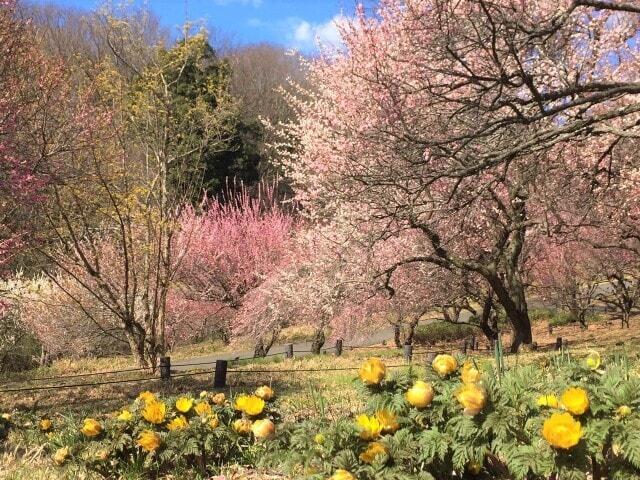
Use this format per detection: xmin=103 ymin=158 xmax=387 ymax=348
xmin=2 ymin=351 xmax=640 ymax=479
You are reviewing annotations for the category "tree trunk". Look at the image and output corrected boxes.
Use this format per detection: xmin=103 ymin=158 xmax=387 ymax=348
xmin=253 ymin=338 xmax=267 ymax=357
xmin=124 ymin=327 xmax=149 ymax=369
xmin=393 ymin=323 xmax=402 ymax=349
xmin=622 ymin=310 xmax=630 ymax=329
xmin=405 ymin=317 xmax=419 ymax=346
xmin=479 ymin=293 xmax=499 ymax=342
xmin=311 ymin=328 xmax=325 ymax=354
xmin=487 ymin=275 xmax=532 ymax=353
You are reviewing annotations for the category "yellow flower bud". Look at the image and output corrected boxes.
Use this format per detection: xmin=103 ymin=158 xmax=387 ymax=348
xmin=375 ymin=409 xmax=399 ymax=434
xmin=255 ymin=385 xmax=275 ymax=401
xmin=359 ymin=357 xmax=386 ymax=385
xmin=117 ymin=409 xmax=133 ymax=422
xmin=585 ymin=351 xmax=601 ymax=370
xmin=405 ymin=380 xmax=434 ymax=409
xmin=137 ymin=391 xmax=157 ymax=405
xmin=542 ymin=412 xmax=582 ymax=449
xmin=208 ymin=414 xmax=219 ymax=429
xmin=142 ymin=401 xmax=167 ymax=424
xmin=537 ymin=394 xmax=559 ymax=409
xmin=39 ymin=419 xmax=52 ymax=432
xmin=356 ymin=414 xmax=383 ymax=440
xmin=167 ymin=415 xmax=189 ymax=431
xmin=194 ymin=401 xmax=212 ymax=417
xmin=330 ymin=469 xmax=356 ymax=480
xmin=175 ymin=397 xmax=194 ymax=413
xmin=359 ymin=441 xmax=387 ymax=464
xmin=616 ymin=405 xmax=632 ymax=419
xmin=455 ymin=383 xmax=487 ymax=416
xmin=137 ymin=430 xmax=161 ymax=452
xmin=461 ymin=362 xmax=481 ymax=384
xmin=233 ymin=395 xmax=265 ymax=416
xmin=251 ymin=418 xmax=275 ymax=440
xmin=52 ymin=447 xmax=69 ymax=466
xmin=314 ymin=433 xmax=325 ymax=445
xmin=432 ymin=354 xmax=458 ymax=377
xmin=233 ymin=418 xmax=252 ymax=435
xmin=80 ymin=418 xmax=102 ymax=437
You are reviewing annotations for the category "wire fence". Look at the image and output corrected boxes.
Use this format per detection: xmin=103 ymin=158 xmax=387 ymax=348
xmin=0 ymin=334 xmax=570 ymax=394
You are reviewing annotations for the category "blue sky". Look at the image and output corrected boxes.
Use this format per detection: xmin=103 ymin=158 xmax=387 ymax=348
xmin=33 ymin=0 xmax=375 ymax=52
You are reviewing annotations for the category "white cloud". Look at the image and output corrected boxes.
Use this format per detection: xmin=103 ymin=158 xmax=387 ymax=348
xmin=212 ymin=0 xmax=263 ymax=7
xmin=287 ymin=14 xmax=349 ymax=51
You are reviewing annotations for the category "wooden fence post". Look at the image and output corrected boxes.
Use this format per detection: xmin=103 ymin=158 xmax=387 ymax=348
xmin=470 ymin=336 xmax=476 ymax=351
xmin=426 ymin=351 xmax=436 ymax=368
xmin=555 ymin=337 xmax=563 ymax=350
xmin=159 ymin=356 xmax=171 ymax=381
xmin=461 ymin=340 xmax=468 ymax=355
xmin=335 ymin=339 xmax=343 ymax=357
xmin=403 ymin=343 xmax=413 ymax=363
xmin=548 ymin=324 xmax=553 ymax=335
xmin=285 ymin=343 xmax=294 ymax=359
xmin=214 ymin=360 xmax=228 ymax=388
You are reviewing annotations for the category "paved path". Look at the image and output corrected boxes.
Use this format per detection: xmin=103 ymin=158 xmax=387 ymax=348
xmin=172 ymin=283 xmax=622 ymax=372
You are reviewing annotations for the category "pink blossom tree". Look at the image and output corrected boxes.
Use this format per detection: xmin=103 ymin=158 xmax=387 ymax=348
xmin=531 ymin=239 xmax=602 ymax=328
xmin=172 ymin=181 xmax=295 ymax=346
xmin=274 ymin=0 xmax=640 ymax=351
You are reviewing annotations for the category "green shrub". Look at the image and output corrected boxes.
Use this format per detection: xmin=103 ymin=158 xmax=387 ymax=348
xmin=414 ymin=322 xmax=477 ymax=345
xmin=529 ymin=308 xmax=605 ymax=327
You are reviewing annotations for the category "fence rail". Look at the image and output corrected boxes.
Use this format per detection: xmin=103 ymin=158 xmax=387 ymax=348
xmin=0 ymin=334 xmax=571 ymax=394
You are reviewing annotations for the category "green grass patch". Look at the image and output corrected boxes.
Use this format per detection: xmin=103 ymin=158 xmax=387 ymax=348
xmin=414 ymin=321 xmax=477 ymax=345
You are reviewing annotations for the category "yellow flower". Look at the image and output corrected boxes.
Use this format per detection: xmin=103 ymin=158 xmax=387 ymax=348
xmin=330 ymin=469 xmax=356 ymax=480
xmin=375 ymin=409 xmax=399 ymax=434
xmin=234 ymin=395 xmax=265 ymax=416
xmin=208 ymin=414 xmax=219 ymax=429
xmin=39 ymin=419 xmax=52 ymax=431
xmin=461 ymin=362 xmax=481 ymax=384
xmin=1 ymin=413 xmax=11 ymax=421
xmin=542 ymin=412 xmax=582 ymax=449
xmin=255 ymin=385 xmax=275 ymax=401
xmin=233 ymin=418 xmax=252 ymax=435
xmin=190 ymin=400 xmax=211 ymax=416
xmin=137 ymin=391 xmax=157 ymax=405
xmin=432 ymin=354 xmax=458 ymax=377
xmin=455 ymin=383 xmax=487 ymax=416
xmin=356 ymin=414 xmax=383 ymax=440
xmin=561 ymin=387 xmax=589 ymax=415
xmin=314 ymin=433 xmax=325 ymax=445
xmin=211 ymin=392 xmax=226 ymax=405
xmin=175 ymin=397 xmax=194 ymax=413
xmin=167 ymin=415 xmax=189 ymax=431
xmin=616 ymin=405 xmax=632 ymax=419
xmin=359 ymin=441 xmax=387 ymax=464
xmin=199 ymin=390 xmax=208 ymax=399
xmin=537 ymin=394 xmax=559 ymax=409
xmin=405 ymin=380 xmax=434 ymax=409
xmin=80 ymin=418 xmax=103 ymax=437
xmin=52 ymin=447 xmax=69 ymax=466
xmin=251 ymin=418 xmax=275 ymax=439
xmin=142 ymin=401 xmax=167 ymax=424
xmin=137 ymin=430 xmax=161 ymax=452
xmin=117 ymin=409 xmax=133 ymax=422
xmin=585 ymin=351 xmax=601 ymax=370
xmin=359 ymin=357 xmax=386 ymax=385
